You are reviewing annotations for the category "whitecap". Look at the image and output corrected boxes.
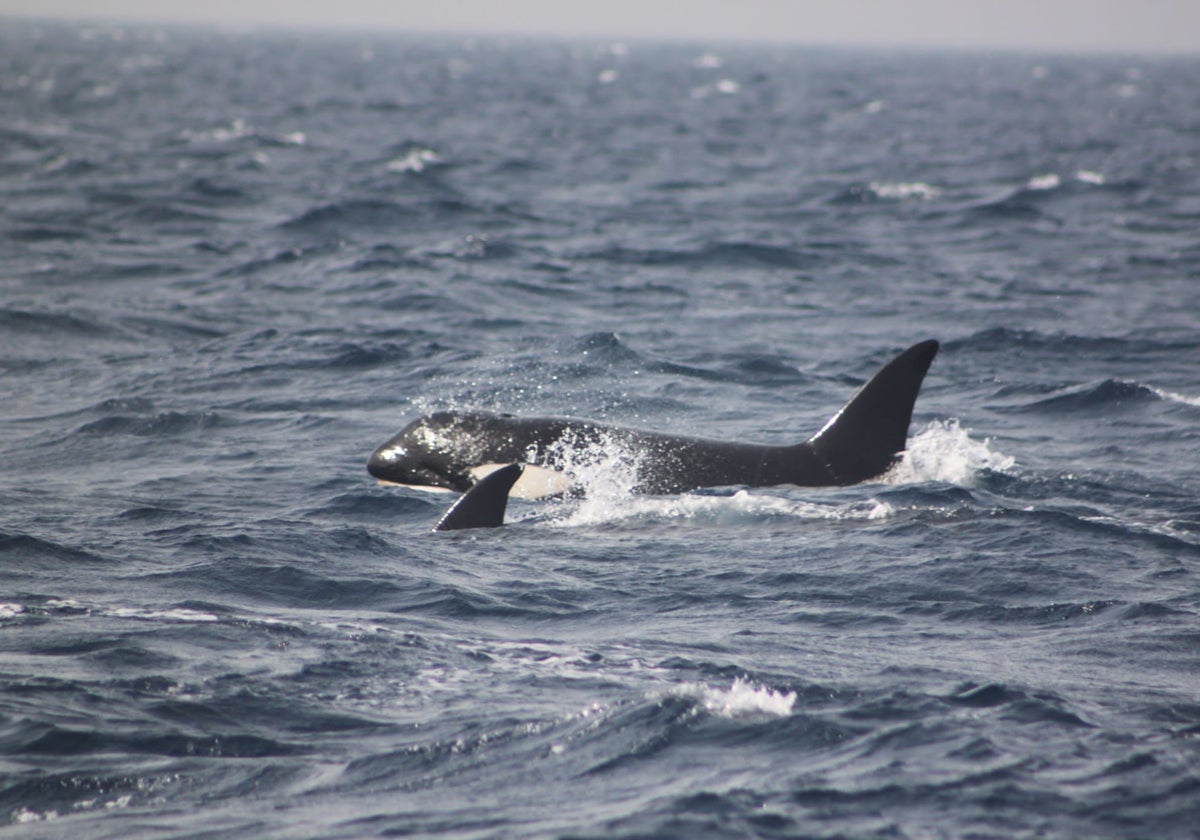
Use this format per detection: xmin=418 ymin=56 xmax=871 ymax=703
xmin=45 ymin=597 xmax=87 ymax=612
xmin=869 ymin=181 xmax=939 ymax=200
xmin=13 ymin=807 xmax=58 ymax=823
xmin=385 ymin=147 xmax=440 ymax=173
xmin=181 ymin=117 xmax=249 ymax=144
xmin=669 ymin=677 xmax=795 ymax=718
xmin=1150 ymin=386 xmax=1200 ymax=408
xmin=1026 ymin=173 xmax=1061 ymax=190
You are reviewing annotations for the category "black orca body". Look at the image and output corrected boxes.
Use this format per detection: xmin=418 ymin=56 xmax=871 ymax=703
xmin=370 ymin=340 xmax=939 ymax=500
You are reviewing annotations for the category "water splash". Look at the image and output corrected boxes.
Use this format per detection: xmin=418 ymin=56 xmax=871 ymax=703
xmin=536 ymin=429 xmax=644 ymax=526
xmin=887 ymin=419 xmax=1015 ymax=487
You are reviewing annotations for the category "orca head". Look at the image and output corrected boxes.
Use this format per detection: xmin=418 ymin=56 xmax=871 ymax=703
xmin=367 ymin=413 xmax=475 ymax=492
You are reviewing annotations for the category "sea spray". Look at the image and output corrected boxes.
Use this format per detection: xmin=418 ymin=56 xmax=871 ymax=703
xmin=887 ymin=419 xmax=1015 ymax=487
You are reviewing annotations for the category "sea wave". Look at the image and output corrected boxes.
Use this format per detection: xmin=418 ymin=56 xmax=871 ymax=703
xmin=4 ymin=22 xmax=1200 ymax=838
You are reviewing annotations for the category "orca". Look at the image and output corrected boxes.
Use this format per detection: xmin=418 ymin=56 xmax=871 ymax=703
xmin=370 ymin=339 xmax=938 ymax=499
xmin=433 ymin=463 xmax=524 ymax=531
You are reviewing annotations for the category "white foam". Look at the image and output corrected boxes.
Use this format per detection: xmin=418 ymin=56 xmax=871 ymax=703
xmin=869 ymin=181 xmax=940 ymax=200
xmin=555 ymin=488 xmax=892 ymax=529
xmin=1150 ymin=386 xmax=1200 ymax=408
xmin=689 ymin=78 xmax=740 ymax=99
xmin=386 ymin=147 xmax=440 ymax=173
xmin=1026 ymin=173 xmax=1061 ymax=190
xmin=33 ymin=598 xmax=222 ymax=624
xmin=182 ymin=117 xmax=249 ymax=144
xmin=669 ymin=677 xmax=795 ymax=718
xmin=0 ymin=603 xmax=25 ymax=619
xmin=110 ymin=607 xmax=220 ymax=623
xmin=886 ymin=419 xmax=1015 ymax=487
xmin=1075 ymin=169 xmax=1105 ymax=185
xmin=13 ymin=808 xmax=58 ymax=823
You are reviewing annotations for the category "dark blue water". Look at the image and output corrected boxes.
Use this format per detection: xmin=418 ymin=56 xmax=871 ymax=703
xmin=2 ymin=19 xmax=1199 ymax=837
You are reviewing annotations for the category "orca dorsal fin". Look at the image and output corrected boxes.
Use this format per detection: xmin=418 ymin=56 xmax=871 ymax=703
xmin=804 ymin=340 xmax=938 ymax=484
xmin=433 ymin=463 xmax=524 ymax=531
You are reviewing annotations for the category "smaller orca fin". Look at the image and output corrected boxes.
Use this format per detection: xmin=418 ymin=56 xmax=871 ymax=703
xmin=433 ymin=463 xmax=524 ymax=531
xmin=805 ymin=340 xmax=939 ymax=484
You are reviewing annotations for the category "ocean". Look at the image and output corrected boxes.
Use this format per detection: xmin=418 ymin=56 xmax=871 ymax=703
xmin=2 ymin=18 xmax=1199 ymax=838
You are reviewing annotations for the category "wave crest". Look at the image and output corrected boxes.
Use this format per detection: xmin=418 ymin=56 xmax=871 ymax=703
xmin=667 ymin=677 xmax=796 ymax=718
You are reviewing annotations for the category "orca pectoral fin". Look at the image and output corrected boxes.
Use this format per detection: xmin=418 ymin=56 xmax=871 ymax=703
xmin=805 ymin=340 xmax=939 ymax=484
xmin=433 ymin=463 xmax=524 ymax=532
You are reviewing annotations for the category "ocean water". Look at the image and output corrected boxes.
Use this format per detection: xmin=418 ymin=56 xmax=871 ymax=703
xmin=2 ymin=18 xmax=1199 ymax=838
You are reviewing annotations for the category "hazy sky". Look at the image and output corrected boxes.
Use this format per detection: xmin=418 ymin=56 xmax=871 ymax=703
xmin=5 ymin=0 xmax=1200 ymax=54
